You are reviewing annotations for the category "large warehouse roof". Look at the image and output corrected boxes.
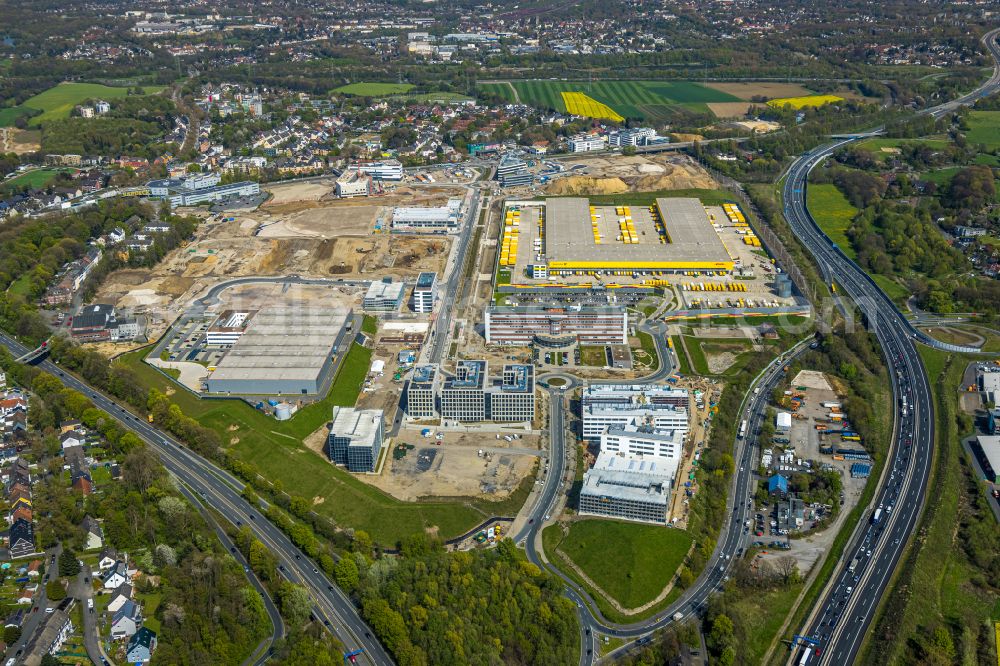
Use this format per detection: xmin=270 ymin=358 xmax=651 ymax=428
xmin=543 ymin=197 xmax=733 ymax=269
xmin=206 ymin=307 xmax=350 ymax=386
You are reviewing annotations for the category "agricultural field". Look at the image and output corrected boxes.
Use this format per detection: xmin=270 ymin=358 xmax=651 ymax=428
xmin=562 ymin=92 xmax=624 ymax=122
xmin=479 ymin=80 xmax=740 ymax=123
xmin=333 ymin=82 xmax=415 ymax=96
xmin=964 ymin=111 xmax=1000 ymax=149
xmin=806 ymin=183 xmax=858 ymax=259
xmin=16 ymin=82 xmax=163 ymax=126
xmin=767 ymin=94 xmax=844 ymax=109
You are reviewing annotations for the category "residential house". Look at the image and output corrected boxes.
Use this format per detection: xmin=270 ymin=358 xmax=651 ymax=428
xmin=60 ymin=430 xmax=84 ymax=453
xmin=8 ymin=517 xmax=35 ymax=558
xmin=25 ymin=560 xmax=41 ymax=578
xmin=126 ymin=627 xmax=157 ymax=663
xmin=102 ymin=561 xmax=129 ymax=589
xmin=110 ymin=599 xmax=142 ymax=639
xmin=97 ymin=547 xmax=119 ymax=571
xmin=16 ymin=589 xmax=33 ymax=605
xmin=71 ymin=470 xmax=93 ymax=496
xmin=106 ymin=583 xmax=133 ymax=613
xmin=82 ymin=516 xmax=103 ymax=550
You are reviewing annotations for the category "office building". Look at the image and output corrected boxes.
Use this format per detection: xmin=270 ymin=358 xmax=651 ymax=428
xmin=204 ymin=307 xmax=352 ymax=395
xmin=439 ymin=361 xmax=535 ymax=423
xmin=405 ymin=365 xmax=439 ymax=418
xmin=600 ymin=424 xmax=684 ymax=471
xmin=363 ymin=279 xmax=406 ymax=312
xmin=440 ymin=360 xmax=488 ymax=422
xmin=495 ymin=154 xmax=532 ymax=187
xmin=579 ymin=451 xmax=675 ymax=524
xmin=392 ymin=199 xmax=462 ymax=232
xmin=567 ymin=134 xmax=607 ymax=153
xmin=411 ymin=272 xmax=437 ymax=313
xmin=349 ymin=160 xmax=403 ymax=181
xmin=70 ymin=304 xmax=139 ymax=343
xmin=327 ymin=407 xmax=384 ymax=473
xmin=607 ymin=128 xmax=658 ymax=147
xmin=979 ymin=369 xmax=1000 ymax=404
xmin=206 ymin=310 xmax=256 ymax=346
xmin=147 ymin=173 xmax=259 ymax=208
xmin=581 ymin=384 xmax=689 ymax=441
xmin=485 ymin=305 xmax=628 ymax=345
xmin=487 ymin=364 xmax=536 ymax=422
xmin=336 ymin=170 xmax=372 ymax=198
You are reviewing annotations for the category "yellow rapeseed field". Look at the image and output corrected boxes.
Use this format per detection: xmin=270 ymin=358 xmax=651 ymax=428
xmin=561 ymin=92 xmax=625 ymax=122
xmin=766 ymin=94 xmax=844 ymax=109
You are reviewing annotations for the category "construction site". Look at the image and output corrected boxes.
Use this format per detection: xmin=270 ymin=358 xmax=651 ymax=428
xmin=94 ymin=180 xmax=458 ymax=341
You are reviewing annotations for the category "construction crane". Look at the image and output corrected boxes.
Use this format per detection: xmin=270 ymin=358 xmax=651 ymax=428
xmin=343 ymin=648 xmax=365 ymax=664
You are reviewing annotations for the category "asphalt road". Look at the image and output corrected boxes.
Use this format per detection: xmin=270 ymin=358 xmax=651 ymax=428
xmin=782 ymin=27 xmax=1000 ymax=665
xmin=0 ymin=331 xmax=394 ymax=666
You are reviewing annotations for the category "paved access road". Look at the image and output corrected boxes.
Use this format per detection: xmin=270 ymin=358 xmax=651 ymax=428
xmin=0 ymin=331 xmax=393 ymax=666
xmin=783 ymin=27 xmax=1000 ymax=666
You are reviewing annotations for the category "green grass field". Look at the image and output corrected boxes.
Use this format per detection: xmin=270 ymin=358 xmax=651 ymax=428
xmin=918 ymin=166 xmax=963 ymax=187
xmin=1 ymin=168 xmax=73 ymax=193
xmin=6 ymin=273 xmax=32 ymax=297
xmin=116 ymin=343 xmax=512 ymax=545
xmin=807 ymin=184 xmax=858 ymax=259
xmin=965 ymin=111 xmax=1000 ymax=149
xmin=479 ymin=80 xmax=739 ymax=122
xmin=17 ymin=82 xmax=163 ymax=126
xmin=555 ymin=519 xmax=692 ymax=609
xmin=334 ymin=82 xmax=415 ymax=96
xmin=855 ymin=137 xmax=952 ymax=159
xmin=0 ymin=106 xmax=36 ymax=127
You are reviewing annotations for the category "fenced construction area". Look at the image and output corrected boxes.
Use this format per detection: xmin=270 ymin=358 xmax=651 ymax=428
xmin=480 ymin=80 xmax=740 ymax=123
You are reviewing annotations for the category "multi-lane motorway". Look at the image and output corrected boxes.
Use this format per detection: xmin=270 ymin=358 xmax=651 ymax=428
xmin=781 ymin=27 xmax=1000 ymax=665
xmin=0 ymin=331 xmax=393 ymax=666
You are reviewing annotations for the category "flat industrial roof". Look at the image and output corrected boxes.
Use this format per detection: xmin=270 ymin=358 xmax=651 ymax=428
xmin=542 ymin=197 xmax=733 ymax=269
xmin=977 ymin=435 xmax=1000 ymax=473
xmin=207 ymin=307 xmax=350 ymax=384
xmin=580 ymin=452 xmax=674 ymax=505
xmin=331 ymin=407 xmax=382 ymax=446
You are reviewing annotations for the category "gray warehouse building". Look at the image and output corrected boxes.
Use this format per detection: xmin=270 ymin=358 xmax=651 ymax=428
xmin=204 ymin=307 xmax=352 ymax=395
xmin=327 ymin=407 xmax=384 ymax=473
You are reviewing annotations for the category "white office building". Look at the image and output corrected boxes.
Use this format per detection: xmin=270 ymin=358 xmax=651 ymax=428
xmin=363 ymin=280 xmax=406 ymax=312
xmin=327 ymin=407 xmax=384 ymax=473
xmin=350 ymin=160 xmax=403 ymax=181
xmin=581 ymin=385 xmax=688 ymax=442
xmin=600 ymin=424 xmax=684 ymax=467
xmin=335 ymin=171 xmax=371 ymax=198
xmin=392 ymin=199 xmax=462 ymax=232
xmin=411 ymin=272 xmax=437 ymax=313
xmin=607 ymin=128 xmax=657 ymax=147
xmin=567 ymin=134 xmax=607 ymax=153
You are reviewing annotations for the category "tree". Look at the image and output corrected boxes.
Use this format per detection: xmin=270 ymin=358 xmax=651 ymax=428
xmin=123 ymin=446 xmax=163 ymax=492
xmin=4 ymin=626 xmax=22 ymax=644
xmin=276 ymin=583 xmax=312 ymax=629
xmin=154 ymin=543 xmax=177 ymax=567
xmin=58 ymin=549 xmax=81 ymax=577
xmin=334 ymin=556 xmax=359 ymax=593
xmin=46 ymin=580 xmax=66 ymax=600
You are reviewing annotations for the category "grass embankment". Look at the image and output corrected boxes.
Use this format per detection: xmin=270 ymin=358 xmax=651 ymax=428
xmin=578 ymin=345 xmax=608 ymax=367
xmin=863 ymin=348 xmax=1000 ymax=664
xmin=806 ymin=184 xmax=857 ymax=260
xmin=542 ymin=522 xmax=687 ymax=624
xmin=117 ymin=343 xmax=511 ymax=545
xmin=633 ymin=331 xmax=660 ymax=373
xmin=554 ymin=519 xmax=693 ymax=609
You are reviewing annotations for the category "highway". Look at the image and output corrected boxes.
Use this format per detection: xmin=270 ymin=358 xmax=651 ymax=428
xmin=0 ymin=331 xmax=394 ymax=666
xmin=783 ymin=26 xmax=1000 ymax=665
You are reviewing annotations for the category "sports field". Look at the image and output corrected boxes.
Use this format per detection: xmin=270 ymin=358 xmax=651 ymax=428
xmin=479 ymin=80 xmax=740 ymax=122
xmin=766 ymin=94 xmax=844 ymax=109
xmin=0 ymin=168 xmax=73 ymax=193
xmin=334 ymin=82 xmax=415 ymax=96
xmin=17 ymin=82 xmax=164 ymax=126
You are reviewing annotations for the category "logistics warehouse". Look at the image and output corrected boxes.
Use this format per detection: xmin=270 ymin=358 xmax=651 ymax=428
xmin=499 ymin=197 xmax=735 ymax=281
